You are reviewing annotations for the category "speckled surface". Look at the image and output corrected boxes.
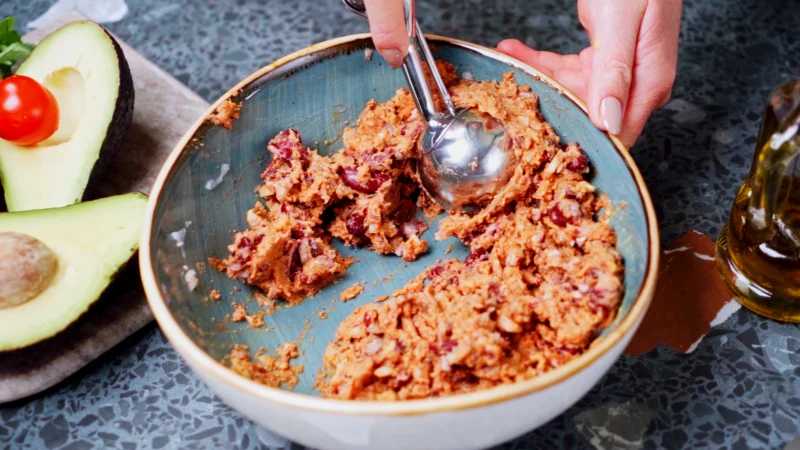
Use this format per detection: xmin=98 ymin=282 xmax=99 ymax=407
xmin=1 ymin=0 xmax=799 ymax=449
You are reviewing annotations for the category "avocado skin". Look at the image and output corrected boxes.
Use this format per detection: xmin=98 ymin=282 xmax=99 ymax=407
xmin=83 ymin=24 xmax=135 ymax=202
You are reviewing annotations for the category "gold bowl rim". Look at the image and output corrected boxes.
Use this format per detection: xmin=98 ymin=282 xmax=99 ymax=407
xmin=139 ymin=33 xmax=660 ymax=416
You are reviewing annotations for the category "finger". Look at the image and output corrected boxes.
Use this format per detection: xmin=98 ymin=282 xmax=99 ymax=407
xmin=617 ymin=0 xmax=682 ymax=147
xmin=579 ymin=47 xmax=592 ymax=86
xmin=497 ymin=39 xmax=582 ymax=78
xmin=550 ymin=69 xmax=588 ymax=100
xmin=583 ymin=0 xmax=647 ymax=136
xmin=577 ymin=0 xmax=593 ymax=42
xmin=364 ymin=0 xmax=408 ymax=67
xmin=497 ymin=39 xmax=588 ymax=101
xmin=618 ymin=86 xmax=664 ymax=147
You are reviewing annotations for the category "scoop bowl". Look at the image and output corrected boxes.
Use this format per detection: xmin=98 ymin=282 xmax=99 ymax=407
xmin=419 ymin=108 xmax=513 ymax=211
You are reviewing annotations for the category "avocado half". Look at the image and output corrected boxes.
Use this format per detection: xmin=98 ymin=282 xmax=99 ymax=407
xmin=0 ymin=193 xmax=147 ymax=351
xmin=0 ymin=21 xmax=134 ymax=212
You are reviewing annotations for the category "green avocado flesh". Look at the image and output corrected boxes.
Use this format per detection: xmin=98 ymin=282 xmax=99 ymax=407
xmin=0 ymin=21 xmax=134 ymax=212
xmin=0 ymin=193 xmax=147 ymax=351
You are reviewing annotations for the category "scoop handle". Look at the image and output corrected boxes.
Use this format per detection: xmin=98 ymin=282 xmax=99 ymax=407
xmin=402 ymin=0 xmax=457 ymax=126
xmin=342 ymin=0 xmax=367 ymax=17
xmin=342 ymin=0 xmax=457 ymax=126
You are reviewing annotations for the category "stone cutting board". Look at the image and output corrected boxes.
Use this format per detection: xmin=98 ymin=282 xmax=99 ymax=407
xmin=0 ymin=11 xmax=209 ymax=404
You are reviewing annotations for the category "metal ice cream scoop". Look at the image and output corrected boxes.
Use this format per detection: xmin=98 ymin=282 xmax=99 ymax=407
xmin=343 ymin=0 xmax=516 ymax=212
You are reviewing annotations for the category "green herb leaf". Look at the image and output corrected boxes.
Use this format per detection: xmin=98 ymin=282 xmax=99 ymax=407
xmin=0 ymin=17 xmax=34 ymax=79
xmin=0 ymin=16 xmax=17 ymax=42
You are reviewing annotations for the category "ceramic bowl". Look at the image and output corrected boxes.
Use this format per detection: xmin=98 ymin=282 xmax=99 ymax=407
xmin=140 ymin=34 xmax=659 ymax=450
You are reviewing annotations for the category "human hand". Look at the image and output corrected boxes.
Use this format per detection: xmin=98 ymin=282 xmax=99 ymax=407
xmin=498 ymin=0 xmax=682 ymax=147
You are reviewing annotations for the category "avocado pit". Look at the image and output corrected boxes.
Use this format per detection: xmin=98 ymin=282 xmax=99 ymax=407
xmin=0 ymin=232 xmax=58 ymax=309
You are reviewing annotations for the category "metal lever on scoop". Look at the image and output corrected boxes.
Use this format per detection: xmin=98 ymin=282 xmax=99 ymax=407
xmin=342 ymin=0 xmax=459 ymax=137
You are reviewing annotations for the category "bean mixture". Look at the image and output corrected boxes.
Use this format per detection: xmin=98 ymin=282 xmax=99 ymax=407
xmin=215 ymin=64 xmax=624 ymax=400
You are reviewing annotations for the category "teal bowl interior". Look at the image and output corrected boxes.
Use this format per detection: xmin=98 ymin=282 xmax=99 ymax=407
xmin=150 ymin=36 xmax=650 ymax=396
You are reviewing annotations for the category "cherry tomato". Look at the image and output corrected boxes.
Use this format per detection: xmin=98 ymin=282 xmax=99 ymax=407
xmin=0 ymin=75 xmax=60 ymax=146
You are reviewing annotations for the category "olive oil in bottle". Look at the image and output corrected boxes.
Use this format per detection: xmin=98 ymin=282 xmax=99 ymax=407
xmin=716 ymin=80 xmax=800 ymax=321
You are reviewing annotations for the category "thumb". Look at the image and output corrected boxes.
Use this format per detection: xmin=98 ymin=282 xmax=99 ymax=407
xmin=364 ymin=0 xmax=408 ymax=68
xmin=582 ymin=0 xmax=646 ymax=136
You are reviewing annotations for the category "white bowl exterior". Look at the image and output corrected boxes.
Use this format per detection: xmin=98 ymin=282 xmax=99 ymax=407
xmin=188 ymin=313 xmax=643 ymax=450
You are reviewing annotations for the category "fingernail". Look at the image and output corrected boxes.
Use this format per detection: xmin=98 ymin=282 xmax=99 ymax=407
xmin=601 ymin=97 xmax=622 ymax=135
xmin=381 ymin=49 xmax=405 ymax=68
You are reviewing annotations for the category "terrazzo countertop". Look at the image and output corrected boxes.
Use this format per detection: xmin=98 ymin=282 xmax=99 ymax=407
xmin=1 ymin=0 xmax=799 ymax=449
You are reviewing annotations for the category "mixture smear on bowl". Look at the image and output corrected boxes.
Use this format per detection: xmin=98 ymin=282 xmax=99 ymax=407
xmin=212 ymin=63 xmax=624 ymax=400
